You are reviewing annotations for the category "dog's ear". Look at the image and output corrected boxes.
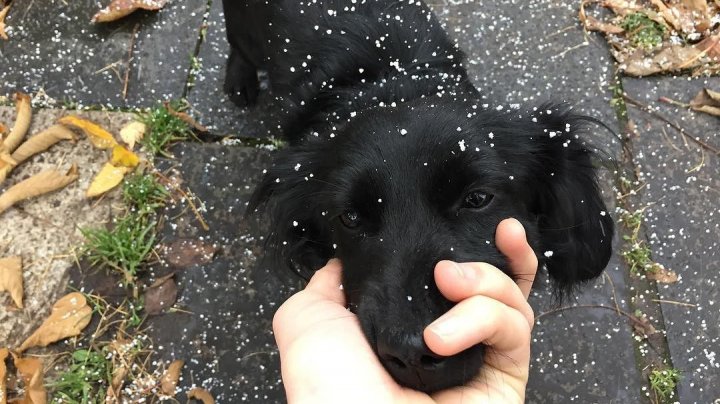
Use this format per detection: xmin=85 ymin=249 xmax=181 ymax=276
xmin=528 ymin=105 xmax=614 ymax=290
xmin=247 ymin=143 xmax=334 ymax=277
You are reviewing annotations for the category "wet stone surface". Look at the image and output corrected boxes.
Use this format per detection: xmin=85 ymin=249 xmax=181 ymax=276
xmin=0 ymin=0 xmax=206 ymax=108
xmin=143 ymin=143 xmax=296 ymax=402
xmin=624 ymin=76 xmax=720 ymax=403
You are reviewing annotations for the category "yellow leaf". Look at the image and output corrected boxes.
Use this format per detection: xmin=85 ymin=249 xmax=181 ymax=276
xmin=0 ymin=256 xmax=23 ymax=308
xmin=18 ymin=292 xmax=92 ymax=352
xmin=58 ymin=115 xmax=118 ymax=149
xmin=160 ymin=359 xmax=184 ymax=396
xmin=0 ymin=348 xmax=8 ymax=404
xmin=110 ymin=145 xmax=140 ymax=168
xmin=86 ymin=163 xmax=130 ymax=198
xmin=92 ymin=0 xmax=169 ymax=23
xmin=187 ymin=388 xmax=215 ymax=404
xmin=0 ymin=165 xmax=79 ymax=215
xmin=119 ymin=121 xmax=146 ymax=150
xmin=10 ymin=352 xmax=46 ymax=404
xmin=4 ymin=93 xmax=32 ymax=154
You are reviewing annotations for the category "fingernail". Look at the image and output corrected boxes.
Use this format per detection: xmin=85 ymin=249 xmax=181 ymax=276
xmin=452 ymin=262 xmax=476 ymax=280
xmin=429 ymin=315 xmax=460 ymax=338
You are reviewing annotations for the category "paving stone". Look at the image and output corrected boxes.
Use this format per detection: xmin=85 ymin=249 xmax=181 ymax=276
xmin=0 ymin=0 xmax=207 ymax=108
xmin=623 ymin=76 xmax=720 ymax=403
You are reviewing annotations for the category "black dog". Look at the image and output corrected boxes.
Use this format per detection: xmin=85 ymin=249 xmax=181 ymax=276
xmin=223 ymin=0 xmax=614 ymax=392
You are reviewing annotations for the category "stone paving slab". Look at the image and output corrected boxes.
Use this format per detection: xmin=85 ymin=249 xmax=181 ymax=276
xmin=0 ymin=0 xmax=207 ymax=108
xmin=623 ymin=76 xmax=720 ymax=403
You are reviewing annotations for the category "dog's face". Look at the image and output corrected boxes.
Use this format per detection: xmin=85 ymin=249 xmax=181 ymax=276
xmin=250 ymin=98 xmax=614 ymax=392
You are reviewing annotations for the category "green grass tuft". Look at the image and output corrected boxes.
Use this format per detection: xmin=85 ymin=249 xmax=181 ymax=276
xmin=649 ymin=368 xmax=681 ymax=401
xmin=621 ymin=13 xmax=666 ymax=50
xmin=50 ymin=349 xmax=111 ymax=404
xmin=122 ymin=172 xmax=169 ymax=214
xmin=138 ymin=102 xmax=192 ymax=157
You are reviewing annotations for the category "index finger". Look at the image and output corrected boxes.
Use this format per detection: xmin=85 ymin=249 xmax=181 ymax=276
xmin=495 ymin=218 xmax=538 ymax=298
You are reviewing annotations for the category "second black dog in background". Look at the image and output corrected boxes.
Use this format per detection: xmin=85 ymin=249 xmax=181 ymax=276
xmin=223 ymin=0 xmax=614 ymax=393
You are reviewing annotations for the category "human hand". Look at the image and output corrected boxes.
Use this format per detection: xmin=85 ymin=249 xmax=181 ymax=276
xmin=273 ymin=218 xmax=538 ymax=404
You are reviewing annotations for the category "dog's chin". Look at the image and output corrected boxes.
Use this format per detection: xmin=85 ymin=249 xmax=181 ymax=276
xmin=377 ymin=343 xmax=485 ymax=393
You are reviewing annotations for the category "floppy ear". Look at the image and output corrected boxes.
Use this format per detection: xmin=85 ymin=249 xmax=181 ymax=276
xmin=529 ymin=105 xmax=614 ymax=290
xmin=247 ymin=142 xmax=334 ymax=278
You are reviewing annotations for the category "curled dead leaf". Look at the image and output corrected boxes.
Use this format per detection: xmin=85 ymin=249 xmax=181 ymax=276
xmin=164 ymin=102 xmax=207 ymax=132
xmin=0 ymin=165 xmax=79 ymax=215
xmin=160 ymin=359 xmax=184 ymax=396
xmin=11 ymin=125 xmax=76 ymax=165
xmin=144 ymin=273 xmax=177 ymax=315
xmin=579 ymin=0 xmax=624 ymax=34
xmin=4 ymin=93 xmax=32 ymax=154
xmin=105 ymin=337 xmax=137 ymax=402
xmin=0 ymin=256 xmax=23 ymax=308
xmin=631 ymin=312 xmax=657 ymax=339
xmin=58 ymin=115 xmax=118 ymax=149
xmin=92 ymin=0 xmax=169 ymax=23
xmin=0 ymin=348 xmax=7 ymax=404
xmin=18 ymin=292 xmax=92 ymax=352
xmin=187 ymin=388 xmax=215 ymax=404
xmin=110 ymin=145 xmax=140 ymax=168
xmin=119 ymin=121 xmax=146 ymax=150
xmin=0 ymin=2 xmax=10 ymax=41
xmin=690 ymin=87 xmax=720 ymax=117
xmin=11 ymin=352 xmax=46 ymax=404
xmin=647 ymin=264 xmax=679 ymax=283
xmin=86 ymin=162 xmax=130 ymax=198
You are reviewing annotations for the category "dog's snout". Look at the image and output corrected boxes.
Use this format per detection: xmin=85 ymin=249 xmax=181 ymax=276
xmin=377 ymin=331 xmax=450 ymax=389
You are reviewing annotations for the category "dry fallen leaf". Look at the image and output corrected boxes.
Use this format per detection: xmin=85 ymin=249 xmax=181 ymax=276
xmin=18 ymin=292 xmax=92 ymax=352
xmin=690 ymin=87 xmax=720 ymax=117
xmin=3 ymin=93 xmax=32 ymax=154
xmin=647 ymin=264 xmax=679 ymax=284
xmin=631 ymin=312 xmax=657 ymax=339
xmin=105 ymin=337 xmax=136 ymax=402
xmin=110 ymin=145 xmax=140 ymax=168
xmin=0 ymin=2 xmax=11 ymax=41
xmin=160 ymin=359 xmax=184 ymax=396
xmin=0 ymin=256 xmax=23 ymax=308
xmin=164 ymin=102 xmax=207 ymax=132
xmin=144 ymin=273 xmax=177 ymax=315
xmin=0 ymin=348 xmax=8 ymax=404
xmin=57 ymin=115 xmax=118 ymax=149
xmin=11 ymin=125 xmax=76 ymax=165
xmin=119 ymin=121 xmax=146 ymax=150
xmin=86 ymin=162 xmax=130 ymax=198
xmin=92 ymin=0 xmax=169 ymax=23
xmin=187 ymin=388 xmax=215 ymax=404
xmin=162 ymin=238 xmax=218 ymax=268
xmin=579 ymin=0 xmax=624 ymax=34
xmin=0 ymin=165 xmax=79 ymax=215
xmin=11 ymin=352 xmax=46 ymax=404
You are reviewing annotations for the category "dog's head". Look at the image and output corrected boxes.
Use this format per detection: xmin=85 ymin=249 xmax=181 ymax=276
xmin=249 ymin=99 xmax=614 ymax=392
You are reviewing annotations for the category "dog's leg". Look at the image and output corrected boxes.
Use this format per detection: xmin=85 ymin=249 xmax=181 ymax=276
xmin=224 ymin=48 xmax=260 ymax=108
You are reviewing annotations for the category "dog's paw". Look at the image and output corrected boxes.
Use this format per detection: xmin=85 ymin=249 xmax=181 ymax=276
xmin=224 ymin=49 xmax=260 ymax=108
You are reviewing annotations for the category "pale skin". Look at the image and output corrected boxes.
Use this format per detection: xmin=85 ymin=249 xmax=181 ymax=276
xmin=273 ymin=218 xmax=539 ymax=404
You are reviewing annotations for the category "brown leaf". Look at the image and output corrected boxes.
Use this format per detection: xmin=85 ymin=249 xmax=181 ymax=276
xmin=690 ymin=87 xmax=720 ymax=117
xmin=1 ymin=348 xmax=8 ymax=404
xmin=18 ymin=292 xmax=92 ymax=352
xmin=646 ymin=264 xmax=679 ymax=283
xmin=92 ymin=0 xmax=169 ymax=23
xmin=631 ymin=312 xmax=657 ymax=339
xmin=164 ymin=102 xmax=207 ymax=132
xmin=0 ymin=165 xmax=79 ymax=215
xmin=11 ymin=125 xmax=76 ymax=166
xmin=579 ymin=1 xmax=624 ymax=34
xmin=187 ymin=388 xmax=215 ymax=404
xmin=119 ymin=121 xmax=146 ymax=150
xmin=3 ymin=93 xmax=32 ymax=154
xmin=160 ymin=359 xmax=184 ymax=396
xmin=0 ymin=3 xmax=10 ymax=41
xmin=162 ymin=239 xmax=218 ymax=268
xmin=10 ymin=353 xmax=46 ymax=404
xmin=144 ymin=274 xmax=177 ymax=315
xmin=105 ymin=337 xmax=136 ymax=402
xmin=0 ymin=256 xmax=23 ymax=308
xmin=57 ymin=115 xmax=117 ymax=149
xmin=86 ymin=162 xmax=130 ymax=198
xmin=618 ymin=44 xmax=703 ymax=76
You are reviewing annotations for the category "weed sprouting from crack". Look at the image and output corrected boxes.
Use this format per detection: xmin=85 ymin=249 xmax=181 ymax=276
xmin=49 ymin=349 xmax=112 ymax=403
xmin=123 ymin=171 xmax=169 ymax=214
xmin=648 ymin=368 xmax=681 ymax=402
xmin=138 ymin=101 xmax=193 ymax=157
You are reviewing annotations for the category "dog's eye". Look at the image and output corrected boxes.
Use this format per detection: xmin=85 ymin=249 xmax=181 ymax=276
xmin=463 ymin=191 xmax=494 ymax=210
xmin=340 ymin=210 xmax=361 ymax=228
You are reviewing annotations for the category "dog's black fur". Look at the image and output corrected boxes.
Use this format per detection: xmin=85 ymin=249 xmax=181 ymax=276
xmin=224 ymin=0 xmax=614 ymax=392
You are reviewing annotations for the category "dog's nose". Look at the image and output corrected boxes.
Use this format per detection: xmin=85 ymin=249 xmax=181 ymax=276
xmin=377 ymin=332 xmax=446 ymax=376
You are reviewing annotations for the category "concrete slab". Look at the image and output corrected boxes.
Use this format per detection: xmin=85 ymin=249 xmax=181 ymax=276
xmin=0 ymin=107 xmax=132 ymax=347
xmin=0 ymin=0 xmax=207 ymax=108
xmin=623 ymin=76 xmax=720 ymax=403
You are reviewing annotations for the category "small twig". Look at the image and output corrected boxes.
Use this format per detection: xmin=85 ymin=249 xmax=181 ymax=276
xmin=603 ymin=272 xmax=621 ymax=314
xmin=651 ymin=299 xmax=697 ymax=308
xmin=536 ymin=304 xmax=646 ymax=329
xmin=623 ymin=95 xmax=720 ymax=155
xmin=658 ymin=96 xmax=690 ymax=108
xmin=123 ymin=23 xmax=140 ymax=101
